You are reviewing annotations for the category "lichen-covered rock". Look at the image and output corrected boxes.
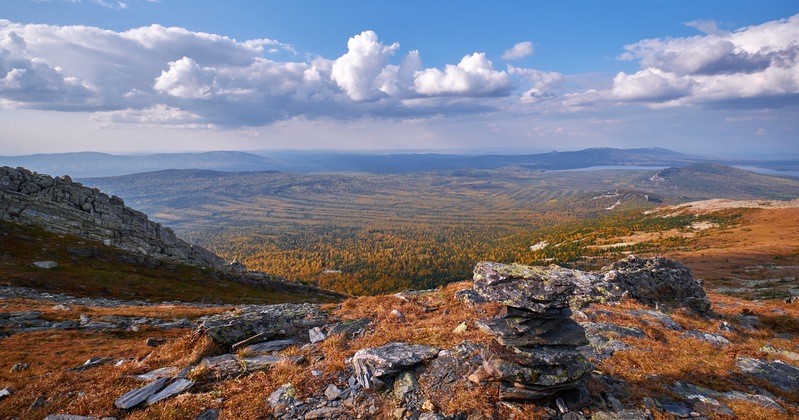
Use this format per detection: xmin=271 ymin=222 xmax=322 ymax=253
xmin=601 ymin=255 xmax=711 ymax=313
xmin=473 ymin=262 xmax=592 ymax=401
xmin=114 ymin=377 xmax=169 ymax=409
xmin=352 ymin=342 xmax=440 ymax=389
xmin=473 ymin=262 xmax=577 ymax=313
xmin=737 ymin=356 xmax=799 ymax=392
xmin=197 ymin=303 xmax=327 ymax=347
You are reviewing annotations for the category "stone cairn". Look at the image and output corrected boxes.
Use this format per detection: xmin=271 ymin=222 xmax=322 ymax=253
xmin=472 ymin=262 xmax=592 ymax=400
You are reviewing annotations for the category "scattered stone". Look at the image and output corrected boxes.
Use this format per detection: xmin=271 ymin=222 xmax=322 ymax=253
xmin=724 ymin=390 xmax=785 ymax=413
xmin=452 ymin=322 xmax=467 ymax=334
xmin=328 ymin=318 xmax=371 ymax=338
xmin=473 ymin=262 xmax=592 ymax=400
xmin=591 ymin=409 xmax=652 ymax=420
xmin=785 ymin=296 xmax=799 ymax=304
xmin=146 ymin=337 xmax=167 ymax=347
xmin=737 ymin=356 xmax=799 ymax=392
xmin=70 ymin=357 xmax=112 ymax=371
xmin=43 ymin=415 xmax=102 ymax=420
xmin=193 ymin=409 xmax=219 ymax=420
xmin=31 ymin=395 xmax=47 ymax=409
xmin=10 ymin=362 xmax=29 ymax=372
xmin=267 ymin=383 xmax=296 ymax=417
xmin=243 ymin=338 xmax=296 ymax=354
xmin=308 ymin=327 xmax=326 ymax=344
xmin=324 ymin=384 xmax=343 ymax=401
xmin=682 ymin=330 xmax=731 ymax=346
xmin=33 ymin=261 xmax=58 ymax=269
xmin=629 ymin=309 xmax=682 ymax=331
xmin=352 ymin=342 xmax=439 ymax=389
xmin=761 ymin=343 xmax=799 ymax=361
xmin=135 ymin=366 xmax=179 ymax=381
xmin=146 ymin=378 xmax=194 ymax=405
xmin=657 ymin=400 xmax=693 ymax=418
xmin=391 ymin=309 xmax=406 ymax=322
xmin=454 ymin=289 xmax=486 ymax=305
xmin=52 ymin=304 xmax=71 ymax=311
xmin=0 ymin=387 xmax=11 ymax=401
xmin=305 ymin=407 xmax=345 ymax=419
xmin=392 ymin=371 xmax=418 ymax=401
xmin=197 ymin=303 xmax=327 ymax=347
xmin=114 ymin=377 xmax=169 ymax=409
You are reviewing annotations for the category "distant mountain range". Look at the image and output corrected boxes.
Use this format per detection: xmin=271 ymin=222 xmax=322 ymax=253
xmin=2 ymin=147 xmax=797 ymax=178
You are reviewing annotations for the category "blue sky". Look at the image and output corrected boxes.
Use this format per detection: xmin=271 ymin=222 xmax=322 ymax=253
xmin=0 ymin=0 xmax=798 ymax=156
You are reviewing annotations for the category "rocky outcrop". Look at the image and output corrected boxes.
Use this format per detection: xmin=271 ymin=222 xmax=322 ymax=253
xmin=196 ymin=303 xmax=328 ymax=348
xmin=0 ymin=166 xmax=224 ymax=269
xmin=472 ymin=262 xmax=593 ymax=400
xmin=600 ymin=255 xmax=711 ymax=313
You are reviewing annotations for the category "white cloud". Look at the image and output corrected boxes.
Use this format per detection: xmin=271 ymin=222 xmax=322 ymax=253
xmin=502 ymin=41 xmax=534 ymax=60
xmin=154 ymin=57 xmax=215 ymax=99
xmin=90 ymin=104 xmax=212 ymax=129
xmin=414 ymin=53 xmax=511 ymax=96
xmin=572 ymin=13 xmax=799 ymax=108
xmin=331 ymin=31 xmax=399 ymax=101
xmin=0 ymin=20 xmax=564 ymax=127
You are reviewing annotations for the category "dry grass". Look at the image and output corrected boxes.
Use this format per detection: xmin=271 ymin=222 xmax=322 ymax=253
xmin=3 ymin=278 xmax=799 ymax=419
xmin=0 ymin=298 xmax=231 ymax=322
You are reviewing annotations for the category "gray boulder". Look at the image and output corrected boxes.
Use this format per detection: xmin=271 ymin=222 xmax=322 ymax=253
xmin=601 ymin=255 xmax=711 ymax=313
xmin=352 ymin=342 xmax=439 ymax=389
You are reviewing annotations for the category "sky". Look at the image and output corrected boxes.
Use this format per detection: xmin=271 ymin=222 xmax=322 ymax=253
xmin=0 ymin=0 xmax=798 ymax=157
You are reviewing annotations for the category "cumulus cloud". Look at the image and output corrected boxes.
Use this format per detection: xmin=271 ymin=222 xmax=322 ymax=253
xmin=0 ymin=20 xmax=561 ymax=127
xmin=502 ymin=41 xmax=534 ymax=60
xmin=414 ymin=53 xmax=511 ymax=96
xmin=570 ymin=13 xmax=799 ymax=108
xmin=331 ymin=30 xmax=399 ymax=101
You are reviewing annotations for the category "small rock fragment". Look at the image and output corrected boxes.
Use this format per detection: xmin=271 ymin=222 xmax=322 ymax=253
xmin=308 ymin=327 xmax=326 ymax=344
xmin=146 ymin=379 xmax=194 ymax=405
xmin=114 ymin=377 xmax=169 ymax=409
xmin=146 ymin=337 xmax=167 ymax=347
xmin=452 ymin=322 xmax=467 ymax=334
xmin=391 ymin=309 xmax=406 ymax=322
xmin=33 ymin=261 xmax=57 ymax=269
xmin=324 ymin=384 xmax=343 ymax=401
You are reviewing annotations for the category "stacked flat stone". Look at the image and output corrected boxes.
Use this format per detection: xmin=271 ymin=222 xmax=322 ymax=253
xmin=473 ymin=262 xmax=592 ymax=400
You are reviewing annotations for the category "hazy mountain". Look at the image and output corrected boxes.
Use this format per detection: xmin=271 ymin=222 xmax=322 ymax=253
xmin=1 ymin=147 xmax=698 ymax=177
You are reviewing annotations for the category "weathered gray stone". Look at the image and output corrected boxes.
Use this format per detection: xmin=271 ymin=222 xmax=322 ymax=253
xmin=392 ymin=371 xmax=418 ymax=401
xmin=682 ymin=330 xmax=731 ymax=346
xmin=601 ymin=255 xmax=711 ymax=313
xmin=197 ymin=303 xmax=327 ymax=347
xmin=352 ymin=342 xmax=440 ymax=389
xmin=267 ymin=383 xmax=296 ymax=416
xmin=308 ymin=326 xmax=326 ymax=343
xmin=591 ymin=409 xmax=652 ymax=420
xmin=304 ymin=407 xmax=345 ymax=419
xmin=114 ymin=377 xmax=169 ymax=409
xmin=243 ymin=338 xmax=296 ymax=354
xmin=328 ymin=318 xmax=371 ymax=338
xmin=629 ymin=310 xmax=682 ymax=331
xmin=146 ymin=379 xmax=194 ymax=406
xmin=473 ymin=262 xmax=576 ymax=313
xmin=324 ymin=383 xmax=343 ymax=401
xmin=33 ymin=260 xmax=58 ymax=269
xmin=737 ymin=356 xmax=799 ymax=392
xmin=193 ymin=409 xmax=219 ymax=420
xmin=135 ymin=366 xmax=179 ymax=381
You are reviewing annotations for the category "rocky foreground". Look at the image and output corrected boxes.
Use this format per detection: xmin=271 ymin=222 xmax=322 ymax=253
xmin=2 ymin=256 xmax=799 ymax=419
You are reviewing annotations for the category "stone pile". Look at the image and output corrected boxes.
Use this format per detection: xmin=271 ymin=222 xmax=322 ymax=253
xmin=0 ymin=166 xmax=225 ymax=269
xmin=472 ymin=262 xmax=592 ymax=400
